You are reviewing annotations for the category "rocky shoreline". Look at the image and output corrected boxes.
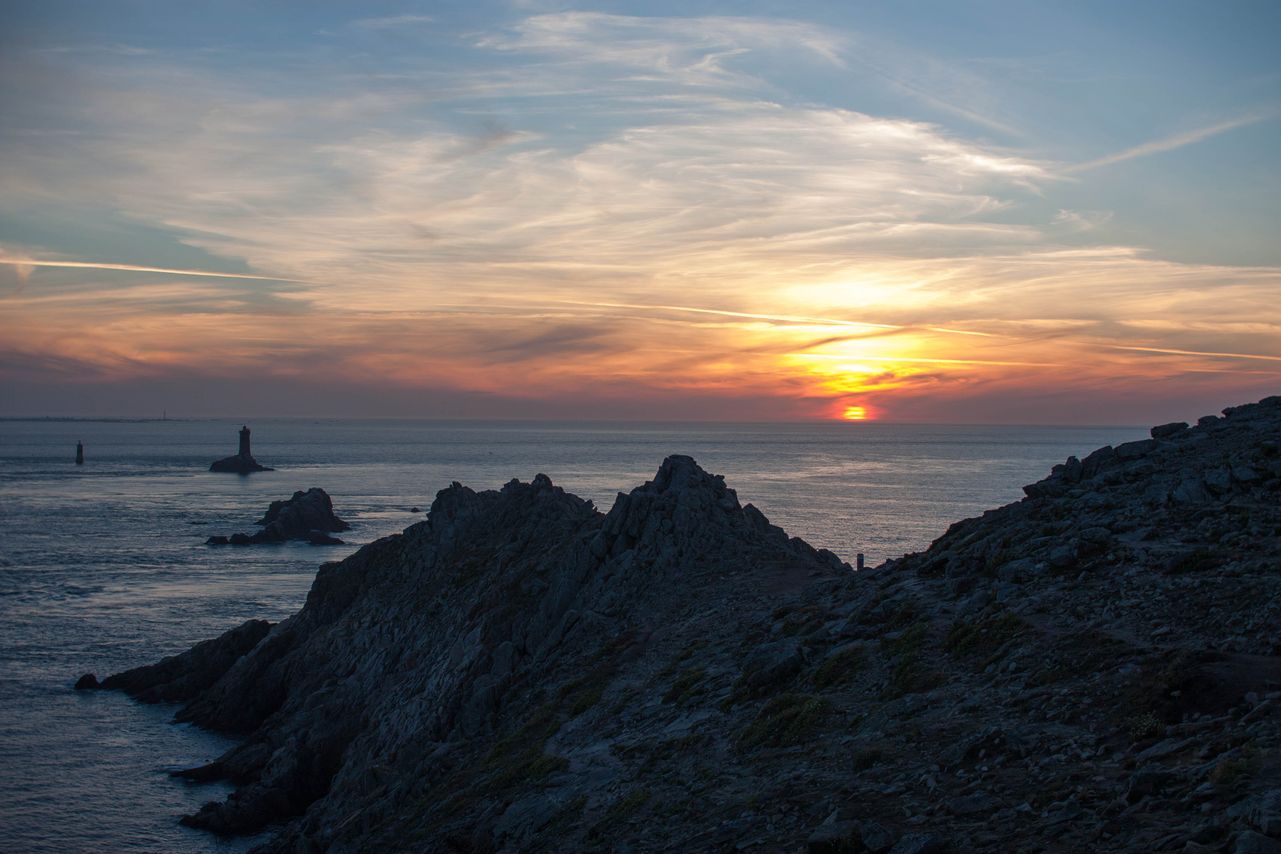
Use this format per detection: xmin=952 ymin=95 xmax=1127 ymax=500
xmin=90 ymin=396 xmax=1281 ymax=852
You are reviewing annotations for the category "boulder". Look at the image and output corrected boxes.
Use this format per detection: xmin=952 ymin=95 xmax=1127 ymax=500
xmin=1151 ymin=421 xmax=1189 ymax=439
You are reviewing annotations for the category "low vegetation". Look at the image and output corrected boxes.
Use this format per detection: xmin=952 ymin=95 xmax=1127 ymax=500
xmin=738 ymin=693 xmax=830 ymax=749
xmin=811 ymin=644 xmax=865 ymax=689
xmin=945 ymin=609 xmax=1029 ymax=668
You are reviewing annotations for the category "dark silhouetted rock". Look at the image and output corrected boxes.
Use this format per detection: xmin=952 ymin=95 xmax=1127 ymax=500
xmin=74 ymin=673 xmax=99 ymax=690
xmin=209 ymin=455 xmax=272 ymax=474
xmin=99 ymin=619 xmax=272 ymax=704
xmin=257 ymin=488 xmax=349 ymax=537
xmin=207 ymin=488 xmax=347 ymax=546
xmin=307 ymin=531 xmax=344 ymax=546
xmin=1151 ymin=421 xmax=1189 ymax=439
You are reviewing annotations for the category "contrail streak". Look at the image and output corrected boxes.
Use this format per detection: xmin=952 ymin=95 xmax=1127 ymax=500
xmin=1107 ymin=344 xmax=1281 ymax=363
xmin=556 ymin=299 xmax=996 ymax=338
xmin=1070 ymin=111 xmax=1273 ymax=172
xmin=797 ymin=353 xmax=1061 ymax=367
xmin=1 ymin=258 xmax=312 ymax=283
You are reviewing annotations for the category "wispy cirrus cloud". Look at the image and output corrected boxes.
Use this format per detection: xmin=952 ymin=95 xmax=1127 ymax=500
xmin=0 ymin=257 xmax=311 ymax=284
xmin=480 ymin=11 xmax=847 ymax=73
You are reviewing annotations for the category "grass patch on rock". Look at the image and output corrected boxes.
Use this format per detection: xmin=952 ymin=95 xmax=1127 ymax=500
xmin=1027 ymin=633 xmax=1130 ymax=688
xmin=608 ymin=787 xmax=652 ymax=820
xmin=676 ymin=639 xmax=706 ymax=661
xmin=544 ymin=794 xmax=588 ymax=838
xmin=877 ymin=621 xmax=942 ymax=699
xmin=775 ymin=605 xmax=827 ymax=637
xmin=1124 ymin=712 xmax=1164 ymax=742
xmin=559 ymin=645 xmax=626 ymax=718
xmin=881 ymin=653 xmax=944 ymax=699
xmin=480 ymin=702 xmax=568 ymax=792
xmin=880 ymin=621 xmax=929 ymax=656
xmin=1209 ymin=744 xmax=1261 ymax=786
xmin=1166 ymin=547 xmax=1218 ymax=574
xmin=738 ymin=693 xmax=830 ymax=749
xmin=811 ymin=644 xmax=865 ymax=689
xmin=945 ymin=610 xmax=1028 ymax=668
xmin=852 ymin=745 xmax=888 ymax=771
xmin=589 ymin=787 xmax=651 ymax=840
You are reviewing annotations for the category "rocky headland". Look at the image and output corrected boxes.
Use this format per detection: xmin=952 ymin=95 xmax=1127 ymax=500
xmin=96 ymin=397 xmax=1281 ymax=852
xmin=206 ymin=487 xmax=349 ymax=546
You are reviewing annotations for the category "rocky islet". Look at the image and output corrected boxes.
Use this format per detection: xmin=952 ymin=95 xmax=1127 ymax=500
xmin=91 ymin=396 xmax=1281 ymax=852
xmin=205 ymin=487 xmax=349 ymax=546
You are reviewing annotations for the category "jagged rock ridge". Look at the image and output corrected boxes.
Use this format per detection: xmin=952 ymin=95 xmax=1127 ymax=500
xmin=99 ymin=399 xmax=1281 ymax=852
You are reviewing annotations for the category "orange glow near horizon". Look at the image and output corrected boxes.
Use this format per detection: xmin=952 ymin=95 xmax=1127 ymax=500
xmin=3 ymin=273 xmax=1280 ymax=422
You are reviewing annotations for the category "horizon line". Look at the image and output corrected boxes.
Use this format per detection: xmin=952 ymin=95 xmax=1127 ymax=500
xmin=0 ymin=413 xmax=1151 ymax=430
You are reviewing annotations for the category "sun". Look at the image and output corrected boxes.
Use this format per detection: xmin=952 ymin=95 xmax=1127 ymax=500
xmin=842 ymin=405 xmax=868 ymax=421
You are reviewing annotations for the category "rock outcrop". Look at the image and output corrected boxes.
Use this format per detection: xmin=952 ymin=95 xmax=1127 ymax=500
xmin=98 ymin=398 xmax=1281 ymax=852
xmin=206 ymin=488 xmax=348 ymax=546
xmin=94 ymin=620 xmax=273 ymax=703
xmin=209 ymin=453 xmax=272 ymax=474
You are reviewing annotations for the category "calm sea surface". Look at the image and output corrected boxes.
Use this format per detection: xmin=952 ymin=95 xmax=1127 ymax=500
xmin=0 ymin=417 xmax=1145 ymax=851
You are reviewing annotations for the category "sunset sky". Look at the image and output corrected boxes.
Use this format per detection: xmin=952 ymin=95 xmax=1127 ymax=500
xmin=2 ymin=1 xmax=1278 ymax=422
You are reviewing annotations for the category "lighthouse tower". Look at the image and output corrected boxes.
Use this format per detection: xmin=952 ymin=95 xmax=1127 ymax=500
xmin=210 ymin=424 xmax=272 ymax=473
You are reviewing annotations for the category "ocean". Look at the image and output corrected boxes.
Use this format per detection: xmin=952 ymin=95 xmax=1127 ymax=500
xmin=0 ymin=416 xmax=1145 ymax=851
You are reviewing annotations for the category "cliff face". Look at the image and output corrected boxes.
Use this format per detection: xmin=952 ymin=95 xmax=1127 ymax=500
xmin=103 ymin=398 xmax=1281 ymax=852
